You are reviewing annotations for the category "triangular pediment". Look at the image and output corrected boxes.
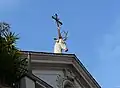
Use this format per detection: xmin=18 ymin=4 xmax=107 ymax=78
xmin=21 ymin=51 xmax=101 ymax=88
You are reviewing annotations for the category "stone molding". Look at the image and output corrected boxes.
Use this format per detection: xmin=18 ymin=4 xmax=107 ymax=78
xmin=56 ymin=68 xmax=76 ymax=88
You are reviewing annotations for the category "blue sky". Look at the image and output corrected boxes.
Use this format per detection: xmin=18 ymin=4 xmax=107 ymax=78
xmin=0 ymin=0 xmax=120 ymax=88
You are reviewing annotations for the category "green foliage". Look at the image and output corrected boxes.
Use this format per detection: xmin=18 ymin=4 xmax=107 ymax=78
xmin=0 ymin=22 xmax=28 ymax=87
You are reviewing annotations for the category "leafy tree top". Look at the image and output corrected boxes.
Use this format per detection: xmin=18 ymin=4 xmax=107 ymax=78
xmin=0 ymin=22 xmax=28 ymax=87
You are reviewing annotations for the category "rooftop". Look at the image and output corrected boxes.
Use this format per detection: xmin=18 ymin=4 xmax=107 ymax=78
xmin=21 ymin=50 xmax=101 ymax=88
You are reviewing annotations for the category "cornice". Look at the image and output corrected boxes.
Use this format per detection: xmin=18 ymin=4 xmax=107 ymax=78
xmin=21 ymin=50 xmax=101 ymax=88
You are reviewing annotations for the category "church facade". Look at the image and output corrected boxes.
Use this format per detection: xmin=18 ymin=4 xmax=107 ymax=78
xmin=20 ymin=51 xmax=101 ymax=88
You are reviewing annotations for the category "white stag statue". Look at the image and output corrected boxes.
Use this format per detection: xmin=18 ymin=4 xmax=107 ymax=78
xmin=54 ymin=26 xmax=68 ymax=53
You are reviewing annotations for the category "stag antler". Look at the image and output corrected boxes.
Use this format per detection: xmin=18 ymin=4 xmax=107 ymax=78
xmin=61 ymin=30 xmax=68 ymax=41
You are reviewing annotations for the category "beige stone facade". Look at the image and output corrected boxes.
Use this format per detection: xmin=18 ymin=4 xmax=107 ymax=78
xmin=20 ymin=51 xmax=101 ymax=88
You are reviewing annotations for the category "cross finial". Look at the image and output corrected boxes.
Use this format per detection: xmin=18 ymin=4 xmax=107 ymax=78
xmin=52 ymin=14 xmax=68 ymax=53
xmin=52 ymin=14 xmax=62 ymax=28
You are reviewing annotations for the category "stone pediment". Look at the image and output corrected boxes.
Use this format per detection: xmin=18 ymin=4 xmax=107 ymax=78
xmin=21 ymin=51 xmax=101 ymax=88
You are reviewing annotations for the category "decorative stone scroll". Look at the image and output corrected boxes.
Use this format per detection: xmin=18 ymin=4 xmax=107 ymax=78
xmin=56 ymin=68 xmax=75 ymax=88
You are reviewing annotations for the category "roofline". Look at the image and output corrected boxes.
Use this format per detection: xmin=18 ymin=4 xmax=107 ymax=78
xmin=21 ymin=50 xmax=101 ymax=88
xmin=73 ymin=54 xmax=101 ymax=88
xmin=20 ymin=50 xmax=75 ymax=56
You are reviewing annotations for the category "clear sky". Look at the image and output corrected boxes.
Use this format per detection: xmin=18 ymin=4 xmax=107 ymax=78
xmin=0 ymin=0 xmax=120 ymax=88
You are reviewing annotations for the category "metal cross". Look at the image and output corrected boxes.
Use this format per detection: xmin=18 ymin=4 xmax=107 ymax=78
xmin=52 ymin=14 xmax=63 ymax=27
